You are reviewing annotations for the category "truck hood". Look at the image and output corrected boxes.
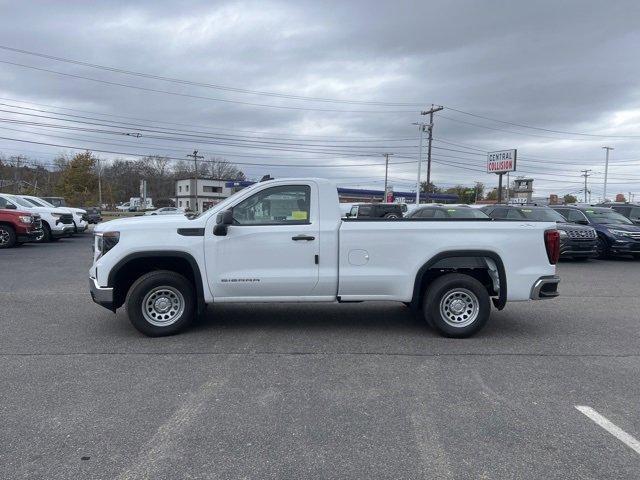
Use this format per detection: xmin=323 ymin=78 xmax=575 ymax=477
xmin=556 ymin=222 xmax=594 ymax=232
xmin=95 ymin=214 xmax=195 ymax=232
xmin=19 ymin=205 xmax=69 ymax=215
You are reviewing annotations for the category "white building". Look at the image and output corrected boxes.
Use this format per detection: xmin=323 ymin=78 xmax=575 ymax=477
xmin=175 ymin=178 xmax=235 ymax=212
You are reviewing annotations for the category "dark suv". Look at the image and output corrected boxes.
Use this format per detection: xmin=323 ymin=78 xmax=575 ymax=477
xmin=598 ymin=203 xmax=640 ymax=225
xmin=348 ymin=203 xmax=403 ymax=219
xmin=552 ymin=205 xmax=640 ymax=258
xmin=482 ymin=204 xmax=598 ymax=260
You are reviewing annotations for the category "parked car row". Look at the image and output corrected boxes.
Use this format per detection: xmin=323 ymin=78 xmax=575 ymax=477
xmin=340 ymin=201 xmax=640 ymax=261
xmin=0 ymin=193 xmax=92 ymax=248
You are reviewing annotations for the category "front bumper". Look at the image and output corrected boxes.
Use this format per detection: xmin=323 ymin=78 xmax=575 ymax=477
xmin=51 ymin=224 xmax=75 ymax=237
xmin=17 ymin=228 xmax=43 ymax=243
xmin=560 ymin=239 xmax=598 ymax=257
xmin=530 ymin=275 xmax=560 ymax=300
xmin=89 ymin=276 xmax=114 ymax=311
xmin=608 ymin=238 xmax=640 ymax=255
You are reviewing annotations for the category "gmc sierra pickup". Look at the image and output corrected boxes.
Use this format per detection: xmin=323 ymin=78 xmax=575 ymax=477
xmin=90 ymin=178 xmax=560 ymax=338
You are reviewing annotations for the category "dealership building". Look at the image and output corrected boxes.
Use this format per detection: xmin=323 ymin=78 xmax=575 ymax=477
xmin=175 ymin=178 xmax=458 ymax=212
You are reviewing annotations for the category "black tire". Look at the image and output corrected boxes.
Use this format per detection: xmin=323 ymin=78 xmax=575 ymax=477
xmin=633 ymin=254 xmax=640 ymax=260
xmin=423 ymin=273 xmax=491 ymax=338
xmin=572 ymin=256 xmax=590 ymax=262
xmin=595 ymin=237 xmax=608 ymax=259
xmin=126 ymin=270 xmax=195 ymax=336
xmin=38 ymin=222 xmax=52 ymax=243
xmin=0 ymin=224 xmax=16 ymax=249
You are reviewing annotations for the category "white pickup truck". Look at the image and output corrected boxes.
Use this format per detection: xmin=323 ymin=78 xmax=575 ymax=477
xmin=90 ymin=178 xmax=560 ymax=338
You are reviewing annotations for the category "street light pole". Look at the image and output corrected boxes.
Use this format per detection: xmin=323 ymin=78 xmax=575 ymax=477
xmin=383 ymin=153 xmax=393 ymax=201
xmin=602 ymin=146 xmax=614 ymax=202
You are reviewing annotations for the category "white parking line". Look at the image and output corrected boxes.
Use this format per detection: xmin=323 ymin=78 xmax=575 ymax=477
xmin=575 ymin=405 xmax=640 ymax=456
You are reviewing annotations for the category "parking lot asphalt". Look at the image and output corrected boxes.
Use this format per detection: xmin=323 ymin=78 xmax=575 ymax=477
xmin=1 ymin=232 xmax=640 ymax=479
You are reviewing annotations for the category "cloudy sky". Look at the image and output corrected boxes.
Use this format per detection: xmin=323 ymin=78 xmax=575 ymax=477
xmin=1 ymin=0 xmax=640 ymax=200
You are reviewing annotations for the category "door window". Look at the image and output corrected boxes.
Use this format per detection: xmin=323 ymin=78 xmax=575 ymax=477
xmin=506 ymin=209 xmax=523 ymax=220
xmin=233 ymin=185 xmax=311 ymax=225
xmin=0 ymin=197 xmax=8 ymax=209
xmin=629 ymin=207 xmax=640 ymax=221
xmin=357 ymin=205 xmax=372 ymax=217
xmin=415 ymin=208 xmax=435 ymax=218
xmin=490 ymin=208 xmax=509 ymax=219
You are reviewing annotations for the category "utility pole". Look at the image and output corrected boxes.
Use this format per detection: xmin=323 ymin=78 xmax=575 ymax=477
xmin=602 ymin=146 xmax=614 ymax=202
xmin=13 ymin=156 xmax=22 ymax=194
xmin=187 ymin=150 xmax=204 ymax=212
xmin=580 ymin=169 xmax=592 ymax=203
xmin=420 ymin=105 xmax=444 ymax=203
xmin=383 ymin=153 xmax=393 ymax=202
xmin=413 ymin=122 xmax=426 ymax=205
xmin=97 ymin=158 xmax=102 ymax=208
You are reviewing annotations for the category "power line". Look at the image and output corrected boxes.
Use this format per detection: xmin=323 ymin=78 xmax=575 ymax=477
xmin=445 ymin=106 xmax=640 ymax=139
xmin=0 ymin=45 xmax=423 ymax=107
xmin=0 ymin=60 xmax=417 ymax=114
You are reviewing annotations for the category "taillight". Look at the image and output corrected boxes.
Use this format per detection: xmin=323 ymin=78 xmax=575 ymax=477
xmin=544 ymin=229 xmax=560 ymax=265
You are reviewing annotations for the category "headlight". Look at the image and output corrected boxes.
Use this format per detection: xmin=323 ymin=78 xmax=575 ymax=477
xmin=51 ymin=213 xmax=62 ymax=218
xmin=95 ymin=231 xmax=120 ymax=258
xmin=558 ymin=230 xmax=568 ymax=238
xmin=608 ymin=228 xmax=631 ymax=237
xmin=18 ymin=215 xmax=33 ymax=224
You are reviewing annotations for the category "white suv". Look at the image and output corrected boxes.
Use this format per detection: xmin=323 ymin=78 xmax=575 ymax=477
xmin=20 ymin=195 xmax=88 ymax=233
xmin=0 ymin=194 xmax=75 ymax=242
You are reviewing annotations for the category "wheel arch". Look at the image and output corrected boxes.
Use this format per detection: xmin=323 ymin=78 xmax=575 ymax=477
xmin=107 ymin=251 xmax=205 ymax=312
xmin=411 ymin=250 xmax=507 ymax=310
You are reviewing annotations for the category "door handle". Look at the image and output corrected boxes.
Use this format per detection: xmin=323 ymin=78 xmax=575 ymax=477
xmin=292 ymin=235 xmax=315 ymax=241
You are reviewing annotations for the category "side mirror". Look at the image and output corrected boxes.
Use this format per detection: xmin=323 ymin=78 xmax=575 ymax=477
xmin=5 ymin=203 xmax=17 ymax=209
xmin=213 ymin=209 xmax=233 ymax=236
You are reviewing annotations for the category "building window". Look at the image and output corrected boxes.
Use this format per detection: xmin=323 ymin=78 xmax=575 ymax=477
xmin=179 ymin=201 xmax=182 ymax=207
xmin=203 ymin=186 xmax=222 ymax=193
xmin=186 ymin=200 xmax=190 ymax=208
xmin=186 ymin=185 xmax=189 ymax=192
xmin=179 ymin=186 xmax=182 ymax=193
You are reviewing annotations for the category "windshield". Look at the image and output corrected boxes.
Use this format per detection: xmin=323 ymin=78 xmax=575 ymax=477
xmin=584 ymin=208 xmax=633 ymax=225
xmin=189 ymin=183 xmax=263 ymax=219
xmin=444 ymin=208 xmax=488 ymax=219
xmin=12 ymin=196 xmax=35 ymax=208
xmin=516 ymin=208 xmax=567 ymax=222
xmin=25 ymin=197 xmax=49 ymax=207
xmin=33 ymin=197 xmax=55 ymax=208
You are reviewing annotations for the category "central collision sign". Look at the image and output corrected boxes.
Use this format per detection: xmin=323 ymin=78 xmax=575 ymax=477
xmin=487 ymin=149 xmax=517 ymax=174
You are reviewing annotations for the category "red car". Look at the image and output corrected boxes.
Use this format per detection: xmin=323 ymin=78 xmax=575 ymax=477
xmin=0 ymin=204 xmax=43 ymax=248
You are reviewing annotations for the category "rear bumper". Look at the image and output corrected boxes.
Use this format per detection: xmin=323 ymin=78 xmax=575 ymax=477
xmin=89 ymin=276 xmax=115 ymax=311
xmin=530 ymin=275 xmax=560 ymax=300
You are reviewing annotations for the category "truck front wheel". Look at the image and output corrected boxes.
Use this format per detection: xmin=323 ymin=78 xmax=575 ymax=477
xmin=126 ymin=270 xmax=195 ymax=336
xmin=423 ymin=273 xmax=490 ymax=338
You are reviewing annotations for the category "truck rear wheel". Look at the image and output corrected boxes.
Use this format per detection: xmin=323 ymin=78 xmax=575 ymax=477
xmin=423 ymin=273 xmax=490 ymax=338
xmin=0 ymin=224 xmax=16 ymax=248
xmin=126 ymin=270 xmax=195 ymax=336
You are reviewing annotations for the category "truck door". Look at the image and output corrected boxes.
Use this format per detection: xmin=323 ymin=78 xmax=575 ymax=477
xmin=205 ymin=182 xmax=320 ymax=299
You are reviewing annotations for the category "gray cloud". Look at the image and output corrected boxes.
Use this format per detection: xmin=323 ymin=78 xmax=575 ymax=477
xmin=0 ymin=0 xmax=639 ymax=198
